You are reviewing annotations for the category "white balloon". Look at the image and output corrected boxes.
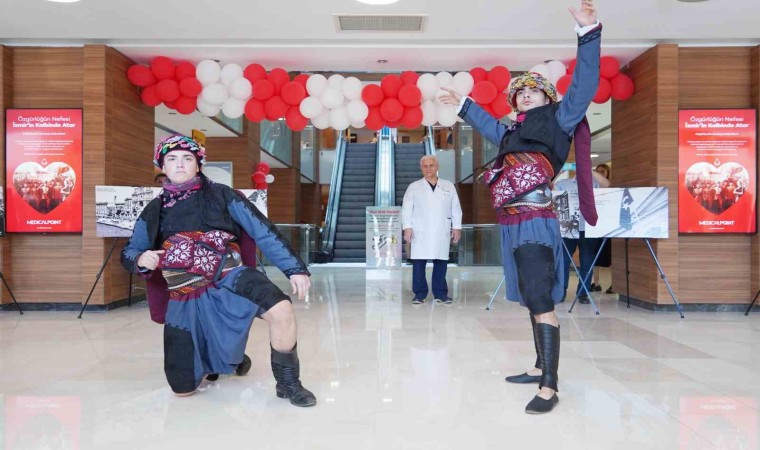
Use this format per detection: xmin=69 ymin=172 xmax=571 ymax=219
xmin=201 ymin=83 xmax=229 ymax=105
xmin=264 ymin=174 xmax=275 ymax=183
xmin=228 ymin=78 xmax=253 ymax=100
xmin=416 ymin=73 xmax=439 ymax=100
xmin=196 ymin=60 xmax=221 ymax=86
xmin=452 ymin=71 xmax=475 ymax=96
xmin=220 ymin=63 xmax=244 ymax=87
xmin=529 ymin=64 xmax=551 ymax=80
xmin=221 ymin=97 xmax=245 ymax=119
xmin=437 ymin=104 xmax=458 ymax=127
xmin=346 ymin=99 xmax=369 ymax=122
xmin=197 ymin=98 xmax=221 ymax=117
xmin=299 ymin=96 xmax=324 ymax=119
xmin=547 ymin=60 xmax=567 ymax=84
xmin=329 ymin=107 xmax=351 ymax=130
xmin=328 ymin=74 xmax=345 ymax=90
xmin=320 ymin=87 xmax=344 ymax=110
xmin=351 ymin=121 xmax=366 ymax=129
xmin=421 ymin=100 xmax=437 ymax=126
xmin=311 ymin=109 xmax=330 ymax=130
xmin=435 ymin=72 xmax=454 ymax=89
xmin=435 ymin=88 xmax=454 ymax=104
xmin=306 ymin=74 xmax=329 ymax=97
xmin=342 ymin=77 xmax=363 ymax=101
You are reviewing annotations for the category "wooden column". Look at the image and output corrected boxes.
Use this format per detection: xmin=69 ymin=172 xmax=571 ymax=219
xmin=0 ymin=46 xmax=13 ymax=305
xmin=750 ymin=46 xmax=760 ymax=297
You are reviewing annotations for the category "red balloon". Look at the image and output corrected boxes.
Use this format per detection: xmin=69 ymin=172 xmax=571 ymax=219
xmin=268 ymin=68 xmax=290 ymax=94
xmin=385 ymin=119 xmax=402 ymax=129
xmin=265 ymin=96 xmax=288 ymax=119
xmin=471 ymin=81 xmax=498 ymax=104
xmin=593 ymin=78 xmax=612 ymax=104
xmin=293 ymin=73 xmax=310 ymax=88
xmin=482 ymin=103 xmax=497 ymax=118
xmin=487 ymin=66 xmax=511 ymax=92
xmin=490 ymin=93 xmax=511 ymax=118
xmin=150 ymin=56 xmax=175 ymax=80
xmin=141 ymin=85 xmax=162 ymax=107
xmin=174 ymin=96 xmax=197 ymax=115
xmin=470 ymin=67 xmax=488 ymax=83
xmin=253 ymin=80 xmax=275 ymax=101
xmin=286 ymin=106 xmax=308 ymax=130
xmin=400 ymin=71 xmax=419 ymax=86
xmin=164 ymin=100 xmax=176 ymax=110
xmin=610 ymin=73 xmax=635 ymax=101
xmin=556 ymin=74 xmax=573 ymax=95
xmin=244 ymin=63 xmax=268 ymax=84
xmin=281 ymin=81 xmax=307 ymax=106
xmin=380 ymin=98 xmax=404 ymax=122
xmin=600 ymin=56 xmax=620 ymax=79
xmin=179 ymin=77 xmax=202 ymax=97
xmin=256 ymin=162 xmax=271 ymax=175
xmin=155 ymin=79 xmax=180 ymax=102
xmin=365 ymin=107 xmax=385 ymax=130
xmin=401 ymin=107 xmax=423 ymax=129
xmin=255 ymin=182 xmax=268 ymax=190
xmin=245 ymin=98 xmax=266 ymax=122
xmin=398 ymin=85 xmax=422 ymax=107
xmin=252 ymin=171 xmax=266 ymax=184
xmin=566 ymin=59 xmax=577 ymax=74
xmin=127 ymin=65 xmax=156 ymax=87
xmin=362 ymin=84 xmax=384 ymax=107
xmin=381 ymin=75 xmax=403 ymax=98
xmin=174 ymin=62 xmax=196 ymax=81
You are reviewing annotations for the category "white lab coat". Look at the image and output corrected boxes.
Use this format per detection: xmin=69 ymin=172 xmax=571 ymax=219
xmin=401 ymin=178 xmax=463 ymax=260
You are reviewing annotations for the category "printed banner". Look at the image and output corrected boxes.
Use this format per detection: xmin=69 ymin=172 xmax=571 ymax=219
xmin=678 ymin=109 xmax=756 ymax=234
xmin=366 ymin=206 xmax=402 ymax=268
xmin=585 ymin=187 xmax=669 ymax=239
xmin=551 ymin=188 xmax=580 ymax=239
xmin=5 ymin=109 xmax=83 ymax=233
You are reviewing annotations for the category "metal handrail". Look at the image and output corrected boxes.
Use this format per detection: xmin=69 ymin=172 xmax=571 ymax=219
xmin=319 ymin=133 xmax=347 ymax=260
xmin=424 ymin=125 xmax=436 ymax=156
xmin=374 ymin=126 xmax=395 ymax=207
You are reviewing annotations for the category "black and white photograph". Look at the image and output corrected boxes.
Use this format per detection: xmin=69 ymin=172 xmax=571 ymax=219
xmin=552 ymin=189 xmax=580 ymax=238
xmin=95 ymin=186 xmax=161 ymax=237
xmin=238 ymin=189 xmax=268 ymax=217
xmin=585 ymin=187 xmax=669 ymax=239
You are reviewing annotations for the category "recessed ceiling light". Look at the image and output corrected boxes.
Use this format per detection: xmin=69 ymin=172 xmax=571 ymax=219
xmin=591 ymin=153 xmax=599 ymax=157
xmin=677 ymin=0 xmax=708 ymax=2
xmin=377 ymin=59 xmax=388 ymax=64
xmin=46 ymin=0 xmax=81 ymax=3
xmin=356 ymin=0 xmax=400 ymax=4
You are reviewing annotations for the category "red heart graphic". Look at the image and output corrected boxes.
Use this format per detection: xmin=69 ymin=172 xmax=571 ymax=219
xmin=12 ymin=162 xmax=77 ymax=215
xmin=684 ymin=162 xmax=749 ymax=215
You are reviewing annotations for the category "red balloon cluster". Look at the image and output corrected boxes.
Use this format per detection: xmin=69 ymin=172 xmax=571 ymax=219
xmin=362 ymin=72 xmax=423 ymax=131
xmin=469 ymin=66 xmax=512 ymax=118
xmin=251 ymin=162 xmax=271 ymax=189
xmin=243 ymin=66 xmax=308 ymax=130
xmin=127 ymin=56 xmax=202 ymax=115
xmin=556 ymin=56 xmax=635 ymax=103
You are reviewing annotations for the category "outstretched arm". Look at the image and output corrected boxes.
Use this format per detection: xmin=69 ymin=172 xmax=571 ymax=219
xmin=439 ymin=88 xmax=509 ymax=147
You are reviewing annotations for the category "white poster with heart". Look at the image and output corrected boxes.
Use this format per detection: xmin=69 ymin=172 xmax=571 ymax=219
xmin=5 ymin=109 xmax=83 ymax=233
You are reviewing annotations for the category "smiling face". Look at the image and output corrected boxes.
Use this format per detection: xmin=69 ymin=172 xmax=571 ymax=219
xmin=162 ymin=150 xmax=199 ymax=185
xmin=515 ymin=86 xmax=550 ymax=112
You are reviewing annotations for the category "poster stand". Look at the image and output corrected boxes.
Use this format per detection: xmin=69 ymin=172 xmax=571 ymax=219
xmin=78 ymin=238 xmax=120 ymax=319
xmin=0 ymin=269 xmax=23 ymax=315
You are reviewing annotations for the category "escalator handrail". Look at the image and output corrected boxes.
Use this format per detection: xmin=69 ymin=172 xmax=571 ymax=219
xmin=320 ymin=133 xmax=347 ymax=259
xmin=424 ymin=125 xmax=436 ymax=156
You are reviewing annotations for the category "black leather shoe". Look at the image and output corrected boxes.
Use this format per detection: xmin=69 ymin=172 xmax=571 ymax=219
xmin=579 ymin=295 xmax=590 ymax=304
xmin=505 ymin=372 xmax=541 ymax=384
xmin=271 ymin=345 xmax=317 ymax=407
xmin=591 ymin=283 xmax=602 ymax=292
xmin=206 ymin=374 xmax=219 ymax=381
xmin=606 ymin=286 xmax=615 ymax=294
xmin=525 ymin=393 xmax=559 ymax=414
xmin=236 ymin=354 xmax=252 ymax=376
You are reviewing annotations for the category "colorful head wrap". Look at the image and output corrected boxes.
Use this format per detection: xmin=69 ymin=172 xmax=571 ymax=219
xmin=154 ymin=135 xmax=207 ymax=168
xmin=507 ymin=72 xmax=559 ymax=109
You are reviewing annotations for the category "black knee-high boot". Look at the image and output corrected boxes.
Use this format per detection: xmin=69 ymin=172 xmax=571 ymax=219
xmin=271 ymin=344 xmax=316 ymax=407
xmin=505 ymin=315 xmax=542 ymax=384
xmin=525 ymin=323 xmax=560 ymax=414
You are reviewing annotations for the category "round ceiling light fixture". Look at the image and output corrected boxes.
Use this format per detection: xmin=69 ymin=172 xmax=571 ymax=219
xmin=46 ymin=0 xmax=82 ymax=3
xmin=356 ymin=0 xmax=400 ymax=5
xmin=676 ymin=0 xmax=709 ymax=2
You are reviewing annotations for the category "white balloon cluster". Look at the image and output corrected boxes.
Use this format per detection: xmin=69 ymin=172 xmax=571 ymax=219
xmin=300 ymin=74 xmax=366 ymax=130
xmin=527 ymin=60 xmax=567 ymax=99
xmin=416 ymin=71 xmax=474 ymax=127
xmin=195 ymin=60 xmax=253 ymax=119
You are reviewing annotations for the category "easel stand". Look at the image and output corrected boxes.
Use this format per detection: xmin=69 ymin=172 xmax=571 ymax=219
xmin=745 ymin=290 xmax=760 ymax=316
xmin=622 ymin=238 xmax=684 ymax=319
xmin=565 ymin=238 xmax=603 ymax=315
xmin=0 ymin=270 xmax=23 ymax=315
xmin=78 ymin=238 xmax=121 ymax=319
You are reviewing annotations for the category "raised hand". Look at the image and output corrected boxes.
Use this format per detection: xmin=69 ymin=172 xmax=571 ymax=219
xmin=438 ymin=87 xmax=462 ymax=106
xmin=569 ymin=0 xmax=597 ymax=27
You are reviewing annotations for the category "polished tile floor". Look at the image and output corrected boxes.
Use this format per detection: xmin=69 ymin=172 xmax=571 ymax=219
xmin=2 ymin=266 xmax=759 ymax=450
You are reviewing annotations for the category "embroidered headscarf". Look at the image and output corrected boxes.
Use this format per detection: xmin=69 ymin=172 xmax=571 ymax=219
xmin=153 ymin=135 xmax=207 ymax=168
xmin=507 ymin=72 xmax=559 ymax=110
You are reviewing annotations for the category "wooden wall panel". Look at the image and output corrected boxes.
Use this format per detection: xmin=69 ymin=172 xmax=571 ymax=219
xmin=0 ymin=47 xmax=13 ymax=304
xmin=301 ymin=183 xmax=322 ymax=225
xmin=268 ymin=168 xmax=300 ymax=224
xmin=457 ymin=183 xmax=473 ymax=224
xmin=10 ymin=47 xmax=83 ymax=303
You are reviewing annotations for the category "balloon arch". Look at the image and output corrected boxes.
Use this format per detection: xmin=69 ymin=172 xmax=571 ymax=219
xmin=127 ymin=56 xmax=635 ymax=133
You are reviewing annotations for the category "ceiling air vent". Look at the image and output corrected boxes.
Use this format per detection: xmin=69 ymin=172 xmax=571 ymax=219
xmin=334 ymin=14 xmax=427 ymax=32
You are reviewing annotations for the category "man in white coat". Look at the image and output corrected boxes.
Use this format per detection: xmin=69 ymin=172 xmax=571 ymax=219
xmin=402 ymin=155 xmax=463 ymax=305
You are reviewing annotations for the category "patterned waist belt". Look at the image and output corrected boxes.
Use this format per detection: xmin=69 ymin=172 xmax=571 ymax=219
xmin=504 ymin=185 xmax=553 ymax=209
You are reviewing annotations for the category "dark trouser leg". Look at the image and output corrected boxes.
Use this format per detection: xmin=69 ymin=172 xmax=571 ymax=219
xmin=431 ymin=259 xmax=449 ymax=299
xmin=562 ymin=238 xmax=579 ymax=299
xmin=412 ymin=259 xmax=429 ymax=300
xmin=164 ymin=325 xmax=200 ymax=394
xmin=576 ymin=232 xmax=598 ymax=297
xmin=271 ymin=344 xmax=317 ymax=407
